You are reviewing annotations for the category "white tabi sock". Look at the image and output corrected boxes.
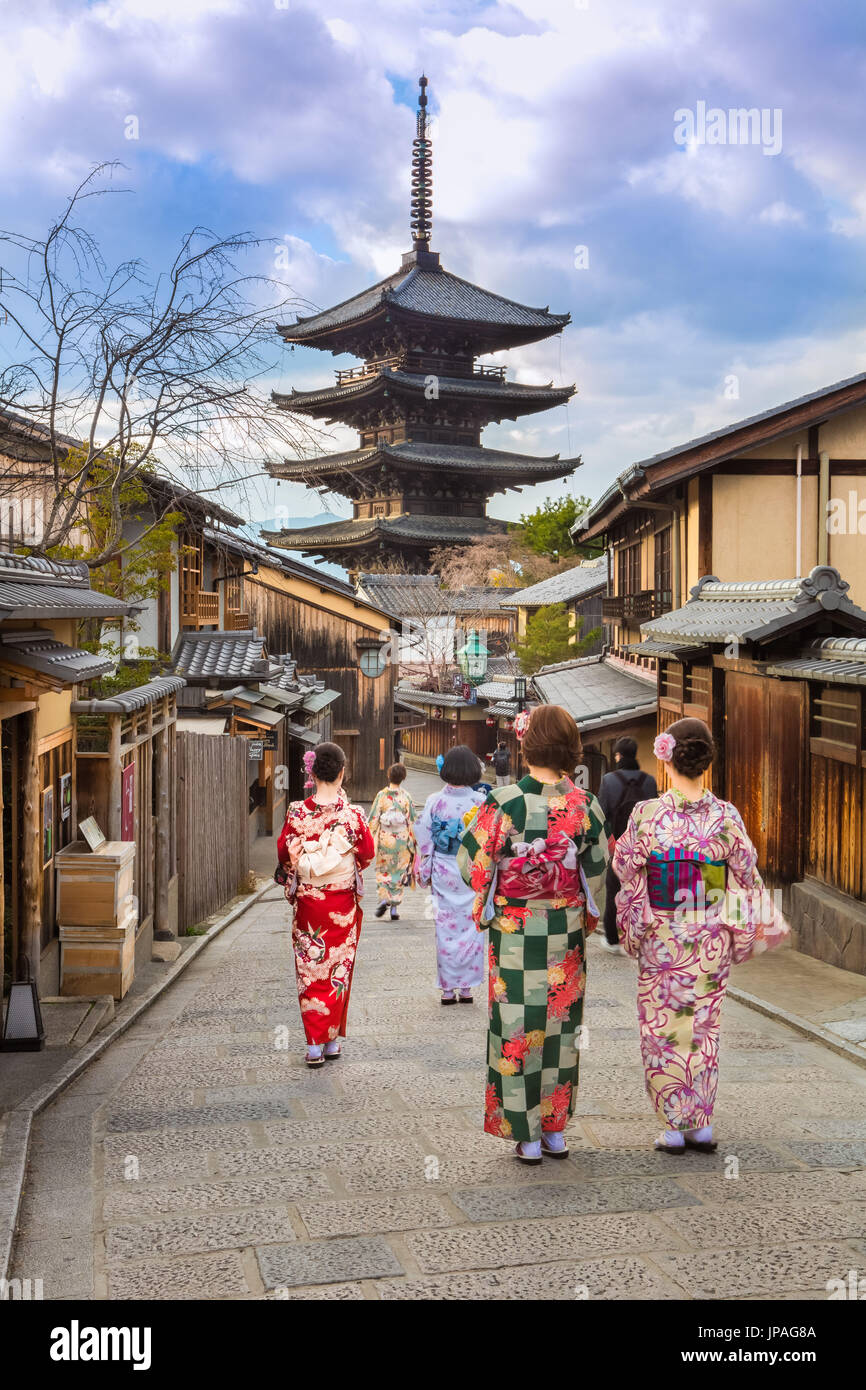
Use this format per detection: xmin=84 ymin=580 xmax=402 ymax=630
xmin=685 ymin=1125 xmax=713 ymax=1143
xmin=518 ymin=1140 xmax=542 ymax=1159
xmin=324 ymin=1039 xmax=341 ymax=1055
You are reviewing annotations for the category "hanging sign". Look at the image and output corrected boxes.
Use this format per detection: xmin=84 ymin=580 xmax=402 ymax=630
xmin=60 ymin=772 xmax=72 ymax=822
xmin=121 ymin=761 xmax=135 ymax=842
xmin=42 ymin=785 xmax=54 ymax=866
xmin=248 ymin=739 xmax=264 ymax=761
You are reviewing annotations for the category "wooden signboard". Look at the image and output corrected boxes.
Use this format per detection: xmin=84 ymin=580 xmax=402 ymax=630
xmin=121 ymin=761 xmax=135 ymax=842
xmin=78 ymin=816 xmax=107 ymax=852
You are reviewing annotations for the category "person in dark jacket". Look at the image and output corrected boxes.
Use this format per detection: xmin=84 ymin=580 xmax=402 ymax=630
xmin=489 ymin=741 xmax=512 ymax=786
xmin=597 ymin=736 xmax=657 ymax=954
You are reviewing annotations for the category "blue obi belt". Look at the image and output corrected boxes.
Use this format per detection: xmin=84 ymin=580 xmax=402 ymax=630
xmin=430 ymin=816 xmax=464 ymax=856
xmin=646 ymin=848 xmax=727 ymax=911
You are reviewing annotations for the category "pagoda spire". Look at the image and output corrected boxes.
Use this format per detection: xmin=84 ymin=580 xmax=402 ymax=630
xmin=410 ymin=74 xmax=433 ymax=250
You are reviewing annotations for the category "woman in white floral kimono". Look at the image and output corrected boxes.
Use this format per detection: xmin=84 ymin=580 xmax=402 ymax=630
xmin=613 ymin=717 xmax=788 ymax=1153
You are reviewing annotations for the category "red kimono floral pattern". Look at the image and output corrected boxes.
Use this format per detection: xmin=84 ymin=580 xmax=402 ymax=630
xmin=277 ymin=794 xmax=375 ymax=1046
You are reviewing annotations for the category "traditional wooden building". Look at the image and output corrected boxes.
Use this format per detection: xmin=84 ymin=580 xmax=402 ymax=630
xmin=508 ymin=558 xmax=607 ymax=658
xmin=579 ymin=370 xmax=866 ymax=666
xmin=263 ymin=76 xmax=579 ymax=574
xmin=532 ymin=654 xmax=659 ymax=790
xmin=0 ymin=554 xmax=132 ymax=1000
xmin=201 ymin=530 xmax=396 ymax=800
xmin=629 ymin=566 xmax=866 ymax=975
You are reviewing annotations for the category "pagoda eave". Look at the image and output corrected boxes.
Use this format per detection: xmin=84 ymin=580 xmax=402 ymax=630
xmin=278 ymin=304 xmax=571 ymax=357
xmin=265 ymin=442 xmax=581 ymax=492
xmin=272 ymin=371 xmax=575 ymax=424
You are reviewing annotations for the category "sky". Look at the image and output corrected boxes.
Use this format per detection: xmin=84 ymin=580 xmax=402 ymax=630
xmin=2 ymin=0 xmax=865 ymax=541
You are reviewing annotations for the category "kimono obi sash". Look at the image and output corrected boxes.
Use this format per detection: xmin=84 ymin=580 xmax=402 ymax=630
xmin=497 ymin=832 xmax=582 ymax=901
xmin=646 ymin=848 xmax=727 ymax=911
xmin=379 ymin=804 xmax=408 ymax=832
xmin=430 ymin=815 xmax=464 ymax=856
xmin=295 ymin=826 xmax=356 ymax=889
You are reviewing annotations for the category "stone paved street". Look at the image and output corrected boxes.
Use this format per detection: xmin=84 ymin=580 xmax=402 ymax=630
xmin=10 ymin=772 xmax=866 ymax=1300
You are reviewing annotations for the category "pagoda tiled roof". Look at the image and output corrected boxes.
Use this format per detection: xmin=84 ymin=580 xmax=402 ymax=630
xmin=262 ymin=513 xmax=510 ymax=553
xmin=279 ymin=264 xmax=569 ymax=347
xmin=268 ymin=440 xmax=579 ymax=484
xmin=273 ymin=368 xmax=574 ymax=418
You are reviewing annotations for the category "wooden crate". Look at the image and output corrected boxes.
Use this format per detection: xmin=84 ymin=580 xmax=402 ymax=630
xmin=59 ymin=901 xmax=138 ymax=1000
xmin=55 ymin=841 xmax=135 ymax=928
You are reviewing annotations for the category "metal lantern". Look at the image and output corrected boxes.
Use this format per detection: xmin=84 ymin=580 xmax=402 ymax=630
xmin=1 ymin=980 xmax=45 ymax=1052
xmin=513 ymin=674 xmax=528 ymax=709
xmin=456 ymin=629 xmax=489 ymax=686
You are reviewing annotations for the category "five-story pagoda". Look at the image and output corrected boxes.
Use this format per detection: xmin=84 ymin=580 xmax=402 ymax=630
xmin=264 ymin=76 xmax=579 ymax=574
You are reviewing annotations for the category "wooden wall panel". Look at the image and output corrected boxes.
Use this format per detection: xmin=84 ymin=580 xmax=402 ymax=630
xmin=177 ymin=733 xmax=249 ymax=929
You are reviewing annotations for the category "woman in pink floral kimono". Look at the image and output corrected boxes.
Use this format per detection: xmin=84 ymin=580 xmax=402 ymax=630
xmin=277 ymin=742 xmax=375 ymax=1068
xmin=613 ymin=717 xmax=788 ymax=1153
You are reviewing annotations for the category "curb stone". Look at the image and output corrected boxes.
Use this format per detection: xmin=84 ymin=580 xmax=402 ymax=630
xmin=0 ymin=880 xmax=274 ymax=1286
xmin=727 ymin=983 xmax=866 ymax=1072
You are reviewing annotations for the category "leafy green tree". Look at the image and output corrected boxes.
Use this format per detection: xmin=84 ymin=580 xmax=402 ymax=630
xmin=512 ymin=494 xmax=602 ymax=561
xmin=47 ymin=447 xmax=183 ymax=693
xmin=515 ymin=602 xmax=601 ymax=675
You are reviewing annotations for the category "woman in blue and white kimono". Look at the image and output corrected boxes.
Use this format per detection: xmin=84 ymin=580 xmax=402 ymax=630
xmin=415 ymin=745 xmax=487 ymax=1004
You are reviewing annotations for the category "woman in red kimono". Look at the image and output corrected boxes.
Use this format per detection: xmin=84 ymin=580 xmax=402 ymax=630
xmin=277 ymin=742 xmax=375 ymax=1067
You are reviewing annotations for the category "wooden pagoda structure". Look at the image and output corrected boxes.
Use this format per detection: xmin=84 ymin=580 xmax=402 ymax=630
xmin=264 ymin=76 xmax=579 ymax=573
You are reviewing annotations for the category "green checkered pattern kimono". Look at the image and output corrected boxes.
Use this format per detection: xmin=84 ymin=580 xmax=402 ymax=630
xmin=457 ymin=775 xmax=611 ymax=1143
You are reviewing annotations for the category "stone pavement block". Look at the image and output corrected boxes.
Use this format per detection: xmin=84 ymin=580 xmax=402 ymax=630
xmin=106 ymin=1207 xmax=296 ymax=1260
xmin=261 ymin=1115 xmax=431 ymax=1147
xmin=107 ymin=1251 xmax=250 ymax=1300
xmin=106 ymin=1098 xmax=303 ymax=1132
xmin=797 ymin=1117 xmax=866 ymax=1140
xmin=202 ymin=1081 xmax=343 ymax=1105
xmin=771 ymin=1141 xmax=866 ymax=1168
xmin=403 ymin=1211 xmax=670 ymax=1274
xmin=103 ymin=1171 xmax=333 ymax=1221
xmin=674 ymin=1170 xmax=860 ymax=1206
xmin=568 ymin=1142 xmax=800 ymax=1179
xmin=213 ymin=1138 xmax=426 ymax=1178
xmin=102 ymin=1124 xmax=260 ymax=1159
xmin=10 ymin=1232 xmax=92 ymax=1300
xmin=655 ymin=1198 xmax=866 ymax=1250
xmin=296 ymin=1193 xmax=455 ymax=1238
xmin=450 ymin=1177 xmax=701 ymax=1223
xmin=374 ymin=1254 xmax=684 ymax=1301
xmin=101 ymin=1151 xmax=213 ymax=1186
xmin=654 ymin=1242 xmax=858 ymax=1299
xmin=266 ymin=1282 xmax=365 ymax=1300
xmin=256 ymin=1236 xmax=403 ymax=1288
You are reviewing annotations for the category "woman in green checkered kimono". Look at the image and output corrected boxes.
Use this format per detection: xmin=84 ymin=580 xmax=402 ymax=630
xmin=457 ymin=705 xmax=613 ymax=1164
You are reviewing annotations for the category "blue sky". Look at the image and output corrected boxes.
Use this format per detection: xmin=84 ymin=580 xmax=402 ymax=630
xmin=2 ymin=0 xmax=865 ymax=539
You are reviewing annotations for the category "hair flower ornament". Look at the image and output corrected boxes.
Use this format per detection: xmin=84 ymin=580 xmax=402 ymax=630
xmin=653 ymin=731 xmax=677 ymax=763
xmin=513 ymin=709 xmax=531 ymax=741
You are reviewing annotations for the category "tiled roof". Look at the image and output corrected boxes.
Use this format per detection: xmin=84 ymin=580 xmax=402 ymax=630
xmin=285 ymin=721 xmax=324 ymax=745
xmin=766 ymin=636 xmax=866 ymax=685
xmin=0 ymin=551 xmax=132 ymax=620
xmin=513 ymin=558 xmax=608 ymax=608
xmin=264 ymin=514 xmax=510 ymax=553
xmin=533 ymin=655 xmax=657 ymax=731
xmin=301 ymin=689 xmax=341 ymax=714
xmin=269 ymin=441 xmax=577 ymax=483
xmin=0 ymin=630 xmax=115 ymax=684
xmin=71 ymin=676 xmax=187 ymax=713
xmin=395 ymin=685 xmax=469 ymax=708
xmin=169 ymin=629 xmax=272 ymax=685
xmin=273 ymin=369 xmax=574 ymax=417
xmin=356 ymin=573 xmax=517 ymax=617
xmin=279 ymin=264 xmax=569 ymax=341
xmin=641 ymin=567 xmax=866 ymax=647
